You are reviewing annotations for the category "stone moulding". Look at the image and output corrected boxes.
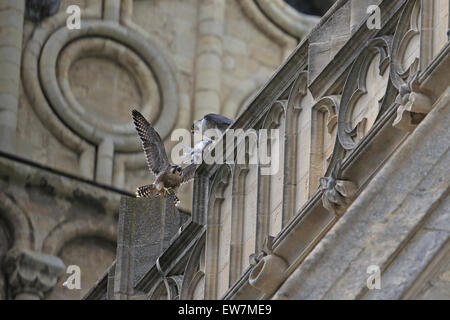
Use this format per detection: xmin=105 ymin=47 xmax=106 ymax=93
xmin=38 ymin=20 xmax=178 ymax=152
xmin=41 ymin=217 xmax=117 ymax=257
xmin=56 ymin=38 xmax=161 ymax=130
xmin=0 ymin=191 xmax=33 ymax=250
xmin=22 ymin=11 xmax=94 ymax=154
xmin=22 ymin=9 xmax=179 ymax=155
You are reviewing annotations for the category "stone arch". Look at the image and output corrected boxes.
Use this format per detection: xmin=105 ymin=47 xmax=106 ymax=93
xmin=42 ymin=217 xmax=117 ymax=299
xmin=0 ymin=192 xmax=33 ymax=250
xmin=256 ymin=101 xmax=286 ymax=250
xmin=147 ymin=275 xmax=183 ymax=300
xmin=282 ymin=71 xmax=307 ymax=223
xmin=180 ymin=231 xmax=206 ymax=300
xmin=228 ymin=162 xmax=249 ymax=285
xmin=309 ymin=95 xmax=340 ymax=195
xmin=255 ymin=0 xmax=320 ymax=39
xmin=204 ymin=164 xmax=232 ymax=299
xmin=237 ymin=0 xmax=298 ymax=57
xmin=42 ymin=217 xmax=116 ymax=256
xmin=0 ymin=192 xmax=34 ymax=300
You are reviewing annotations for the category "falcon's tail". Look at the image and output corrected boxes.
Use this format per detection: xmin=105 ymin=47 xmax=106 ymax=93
xmin=136 ymin=184 xmax=159 ymax=198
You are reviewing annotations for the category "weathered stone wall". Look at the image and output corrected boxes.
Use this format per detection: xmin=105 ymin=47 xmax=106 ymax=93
xmin=0 ymin=152 xmax=120 ymax=299
xmin=7 ymin=0 xmax=313 ymax=211
xmin=0 ymin=0 xmax=317 ymax=300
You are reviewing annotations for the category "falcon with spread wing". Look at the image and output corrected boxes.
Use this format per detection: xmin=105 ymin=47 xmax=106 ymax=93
xmin=132 ymin=109 xmax=197 ymax=204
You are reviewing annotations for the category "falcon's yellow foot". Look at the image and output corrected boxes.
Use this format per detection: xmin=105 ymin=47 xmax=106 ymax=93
xmin=163 ymin=187 xmax=172 ymax=195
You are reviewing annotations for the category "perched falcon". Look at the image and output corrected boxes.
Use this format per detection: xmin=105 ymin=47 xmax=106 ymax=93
xmin=191 ymin=114 xmax=233 ymax=135
xmin=132 ymin=110 xmax=197 ymax=203
xmin=186 ymin=114 xmax=232 ymax=164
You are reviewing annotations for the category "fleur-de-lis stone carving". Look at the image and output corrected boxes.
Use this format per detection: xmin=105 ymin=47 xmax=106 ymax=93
xmin=393 ymin=68 xmax=432 ymax=132
xmin=320 ymin=160 xmax=357 ymax=216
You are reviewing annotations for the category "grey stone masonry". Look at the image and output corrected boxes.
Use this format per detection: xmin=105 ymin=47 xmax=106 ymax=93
xmin=113 ymin=195 xmax=187 ymax=299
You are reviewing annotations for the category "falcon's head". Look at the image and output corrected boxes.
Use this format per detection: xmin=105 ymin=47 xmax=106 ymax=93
xmin=170 ymin=165 xmax=183 ymax=175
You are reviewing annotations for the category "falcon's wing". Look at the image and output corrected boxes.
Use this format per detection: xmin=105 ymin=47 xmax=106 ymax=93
xmin=203 ymin=114 xmax=233 ymax=126
xmin=180 ymin=163 xmax=197 ymax=184
xmin=204 ymin=114 xmax=233 ymax=132
xmin=132 ymin=109 xmax=170 ymax=175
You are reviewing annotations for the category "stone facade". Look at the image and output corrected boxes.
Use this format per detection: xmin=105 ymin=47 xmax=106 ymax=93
xmin=85 ymin=0 xmax=450 ymax=300
xmin=0 ymin=0 xmax=320 ymax=299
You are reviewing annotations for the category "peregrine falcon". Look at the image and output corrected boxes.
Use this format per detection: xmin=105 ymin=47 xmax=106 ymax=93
xmin=132 ymin=110 xmax=197 ymax=203
xmin=191 ymin=114 xmax=233 ymax=134
xmin=186 ymin=114 xmax=233 ymax=164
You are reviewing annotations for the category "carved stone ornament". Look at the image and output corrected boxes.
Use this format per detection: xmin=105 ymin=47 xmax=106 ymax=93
xmin=319 ymin=160 xmax=357 ymax=216
xmin=392 ymin=72 xmax=432 ymax=132
xmin=3 ymin=247 xmax=65 ymax=300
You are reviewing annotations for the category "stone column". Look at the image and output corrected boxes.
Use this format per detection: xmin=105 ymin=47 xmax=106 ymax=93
xmin=0 ymin=0 xmax=25 ymax=153
xmin=113 ymin=195 xmax=187 ymax=299
xmin=3 ymin=247 xmax=65 ymax=300
xmin=96 ymin=138 xmax=114 ymax=185
xmin=194 ymin=0 xmax=225 ymax=119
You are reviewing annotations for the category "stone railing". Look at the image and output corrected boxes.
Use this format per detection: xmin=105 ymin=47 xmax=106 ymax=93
xmin=189 ymin=0 xmax=449 ymax=300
